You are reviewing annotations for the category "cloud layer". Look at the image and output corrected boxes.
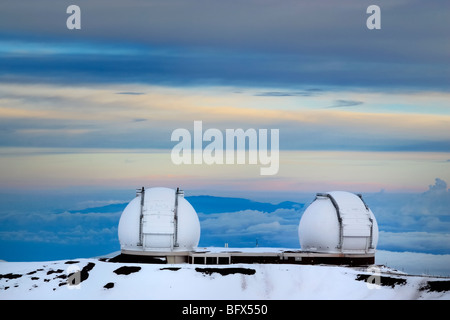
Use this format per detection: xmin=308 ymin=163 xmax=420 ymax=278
xmin=0 ymin=83 xmax=449 ymax=154
xmin=0 ymin=0 xmax=449 ymax=90
xmin=1 ymin=179 xmax=449 ymax=262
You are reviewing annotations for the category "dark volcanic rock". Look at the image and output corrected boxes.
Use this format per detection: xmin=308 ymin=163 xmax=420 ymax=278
xmin=104 ymin=282 xmax=115 ymax=289
xmin=64 ymin=262 xmax=96 ymax=287
xmin=47 ymin=269 xmax=64 ymax=275
xmin=113 ymin=266 xmax=141 ymax=275
xmin=80 ymin=262 xmax=96 ymax=282
xmin=355 ymin=274 xmax=407 ymax=288
xmin=0 ymin=273 xmax=22 ymax=280
xmin=160 ymin=267 xmax=181 ymax=271
xmin=419 ymin=280 xmax=450 ymax=292
xmin=195 ymin=267 xmax=256 ymax=276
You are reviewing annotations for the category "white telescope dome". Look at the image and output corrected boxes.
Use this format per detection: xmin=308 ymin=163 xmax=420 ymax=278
xmin=118 ymin=187 xmax=200 ymax=253
xmin=299 ymin=191 xmax=378 ymax=254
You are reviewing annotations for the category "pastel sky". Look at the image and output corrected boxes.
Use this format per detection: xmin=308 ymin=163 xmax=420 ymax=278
xmin=0 ymin=1 xmax=449 ymax=263
xmin=1 ymin=1 xmax=450 ymax=195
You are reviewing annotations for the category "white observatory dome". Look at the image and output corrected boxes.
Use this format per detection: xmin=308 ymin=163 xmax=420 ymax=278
xmin=299 ymin=191 xmax=378 ymax=254
xmin=118 ymin=187 xmax=200 ymax=253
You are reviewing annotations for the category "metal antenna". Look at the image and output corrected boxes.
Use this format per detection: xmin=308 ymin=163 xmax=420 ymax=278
xmin=173 ymin=187 xmax=183 ymax=248
xmin=137 ymin=187 xmax=145 ymax=247
xmin=316 ymin=193 xmax=343 ymax=251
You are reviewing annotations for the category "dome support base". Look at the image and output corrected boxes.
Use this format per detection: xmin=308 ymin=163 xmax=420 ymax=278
xmin=114 ymin=248 xmax=375 ymax=266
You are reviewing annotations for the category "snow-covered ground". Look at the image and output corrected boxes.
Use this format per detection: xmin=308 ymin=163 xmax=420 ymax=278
xmin=1 ymin=255 xmax=449 ymax=300
xmin=376 ymin=250 xmax=450 ymax=277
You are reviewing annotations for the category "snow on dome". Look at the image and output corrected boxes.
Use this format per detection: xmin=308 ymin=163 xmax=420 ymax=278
xmin=118 ymin=187 xmax=200 ymax=252
xmin=299 ymin=191 xmax=378 ymax=254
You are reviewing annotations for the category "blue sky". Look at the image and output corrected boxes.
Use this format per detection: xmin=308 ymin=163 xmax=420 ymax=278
xmin=0 ymin=1 xmax=449 ymax=262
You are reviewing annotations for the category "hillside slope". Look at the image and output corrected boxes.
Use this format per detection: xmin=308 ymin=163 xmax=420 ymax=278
xmin=1 ymin=258 xmax=449 ymax=300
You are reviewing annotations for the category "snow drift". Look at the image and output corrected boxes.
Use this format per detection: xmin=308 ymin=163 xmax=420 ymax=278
xmin=0 ymin=257 xmax=449 ymax=300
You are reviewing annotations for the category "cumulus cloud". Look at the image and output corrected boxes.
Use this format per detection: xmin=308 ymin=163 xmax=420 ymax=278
xmin=378 ymin=231 xmax=450 ymax=255
xmin=426 ymin=178 xmax=448 ymax=194
xmin=2 ymin=180 xmax=450 ymax=261
xmin=199 ymin=180 xmax=450 ymax=255
xmin=0 ymin=227 xmax=117 ymax=245
xmin=401 ymin=178 xmax=450 ymax=218
xmin=364 ymin=178 xmax=450 ymax=254
xmin=198 ymin=208 xmax=301 ymax=248
xmin=0 ymin=203 xmax=121 ymax=256
xmin=376 ymin=250 xmax=450 ymax=277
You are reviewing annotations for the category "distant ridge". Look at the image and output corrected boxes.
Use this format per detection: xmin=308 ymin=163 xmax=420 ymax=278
xmin=69 ymin=203 xmax=128 ymax=214
xmin=186 ymin=195 xmax=303 ymax=214
xmin=69 ymin=195 xmax=304 ymax=215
